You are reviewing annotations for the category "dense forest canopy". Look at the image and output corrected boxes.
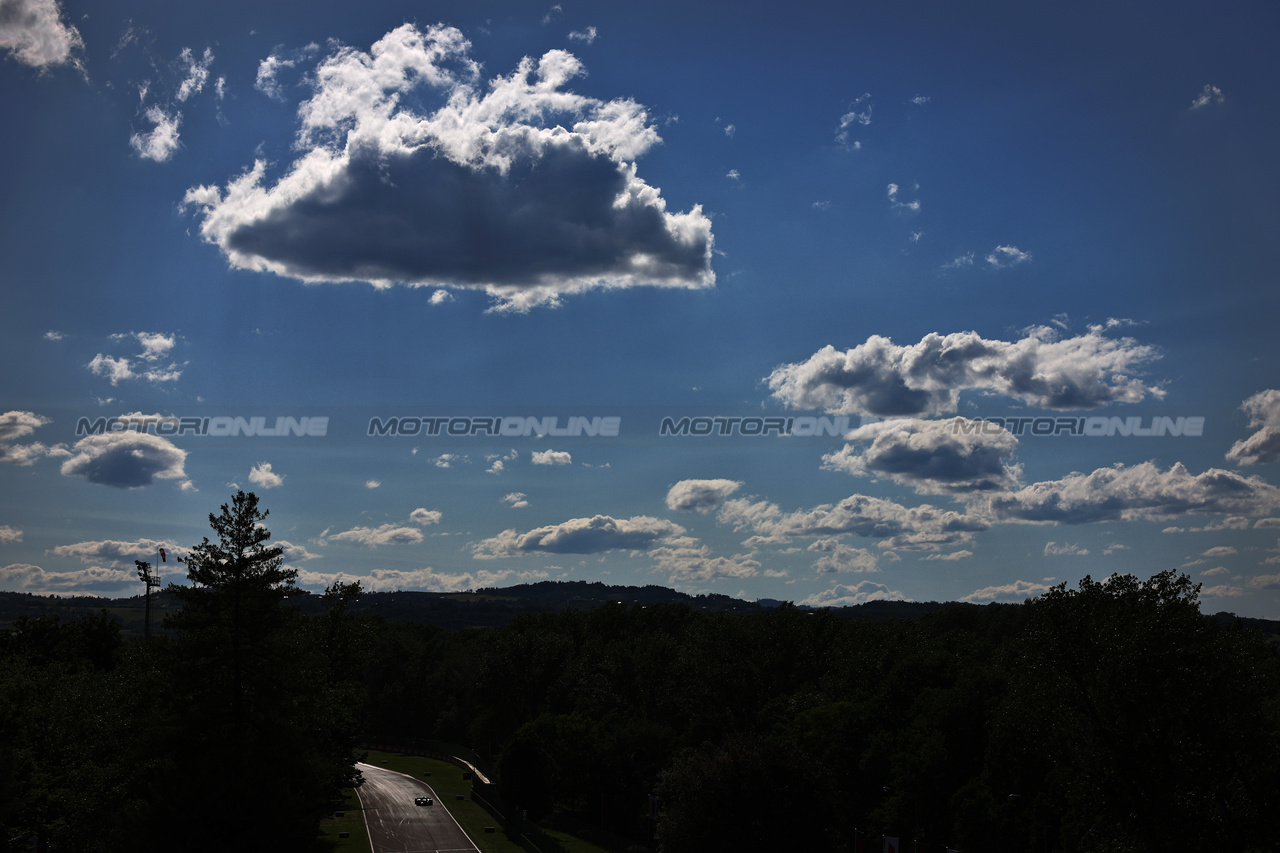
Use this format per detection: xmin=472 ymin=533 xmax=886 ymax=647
xmin=2 ymin=493 xmax=1279 ymax=852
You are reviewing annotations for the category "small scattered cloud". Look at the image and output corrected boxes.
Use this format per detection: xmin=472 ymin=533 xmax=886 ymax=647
xmin=322 ymin=523 xmax=423 ymax=547
xmin=1044 ymin=541 xmax=1089 ymax=557
xmin=473 ymin=514 xmax=684 ymax=558
xmin=0 ymin=525 xmax=21 ymax=545
xmin=254 ymin=43 xmax=320 ymax=100
xmin=410 ymin=508 xmax=442 ymax=526
xmin=248 ymin=461 xmax=284 ymax=489
xmin=277 ymin=540 xmax=320 ymax=563
xmin=887 ymin=182 xmax=920 ymax=213
xmin=531 ymin=449 xmax=572 ymax=466
xmin=985 ymin=245 xmax=1032 ymax=268
xmin=835 ymin=93 xmax=872 ymax=148
xmin=130 ymin=106 xmax=182 ymax=161
xmin=942 ymin=245 xmax=1031 ymax=271
xmin=567 ymin=26 xmax=597 ymax=44
xmin=1163 ymin=517 xmax=1252 ymax=534
xmin=960 ymin=579 xmax=1052 ymax=603
xmin=807 ymin=539 xmax=880 ymax=573
xmin=666 ymin=479 xmax=742 ymax=514
xmin=0 ymin=410 xmax=62 ymax=466
xmin=365 ymin=480 xmax=381 ymax=489
xmin=924 ymin=550 xmax=972 ymax=561
xmin=502 ymin=492 xmax=529 ymax=509
xmin=129 ymin=47 xmax=215 ymax=162
xmin=175 ymin=46 xmax=213 ymax=102
xmin=486 ymin=450 xmax=517 ymax=474
xmin=799 ymin=580 xmax=905 ymax=608
xmin=87 ymin=332 xmax=184 ymax=385
xmin=1190 ymin=84 xmax=1225 ymax=110
xmin=87 ymin=353 xmax=137 ymax=385
xmin=1247 ymin=573 xmax=1280 ymax=590
xmin=651 ymin=536 xmax=759 ymax=585
xmin=131 ymin=331 xmax=176 ymax=361
xmin=1227 ymin=390 xmax=1280 ymax=466
xmin=48 ymin=537 xmax=179 ymax=567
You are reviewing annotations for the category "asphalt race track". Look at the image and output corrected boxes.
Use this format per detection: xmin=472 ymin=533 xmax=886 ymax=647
xmin=354 ymin=762 xmax=480 ymax=853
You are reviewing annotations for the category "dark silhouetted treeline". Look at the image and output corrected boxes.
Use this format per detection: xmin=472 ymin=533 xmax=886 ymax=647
xmin=0 ymin=580 xmax=993 ymax=637
xmin=4 ymin=491 xmax=1279 ymax=852
xmin=359 ymin=571 xmax=1280 ymax=852
xmin=0 ymin=493 xmax=363 ymax=853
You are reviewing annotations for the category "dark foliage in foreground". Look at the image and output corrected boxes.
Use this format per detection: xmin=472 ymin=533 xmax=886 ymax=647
xmin=380 ymin=571 xmax=1277 ymax=853
xmin=0 ymin=493 xmax=363 ymax=853
xmin=3 ymin=493 xmax=1278 ymax=852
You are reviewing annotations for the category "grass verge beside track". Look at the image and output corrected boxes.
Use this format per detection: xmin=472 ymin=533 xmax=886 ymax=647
xmin=317 ymin=788 xmax=372 ymax=853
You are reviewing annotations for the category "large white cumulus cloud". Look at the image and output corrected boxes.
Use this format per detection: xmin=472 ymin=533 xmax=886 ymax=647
xmin=767 ymin=325 xmax=1163 ymax=417
xmin=183 ymin=24 xmax=714 ymax=311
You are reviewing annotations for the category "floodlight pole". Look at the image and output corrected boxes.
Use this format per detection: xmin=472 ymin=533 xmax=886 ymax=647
xmin=136 ymin=560 xmax=162 ymax=640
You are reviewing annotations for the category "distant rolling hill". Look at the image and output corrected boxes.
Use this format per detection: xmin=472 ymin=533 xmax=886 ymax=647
xmin=3 ymin=580 xmax=1278 ymax=641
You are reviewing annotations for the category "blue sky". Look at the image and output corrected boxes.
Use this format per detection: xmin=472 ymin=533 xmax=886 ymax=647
xmin=4 ymin=0 xmax=1280 ymax=616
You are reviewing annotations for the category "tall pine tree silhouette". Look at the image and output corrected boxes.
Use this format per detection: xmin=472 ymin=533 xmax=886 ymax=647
xmin=159 ymin=491 xmax=310 ymax=851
